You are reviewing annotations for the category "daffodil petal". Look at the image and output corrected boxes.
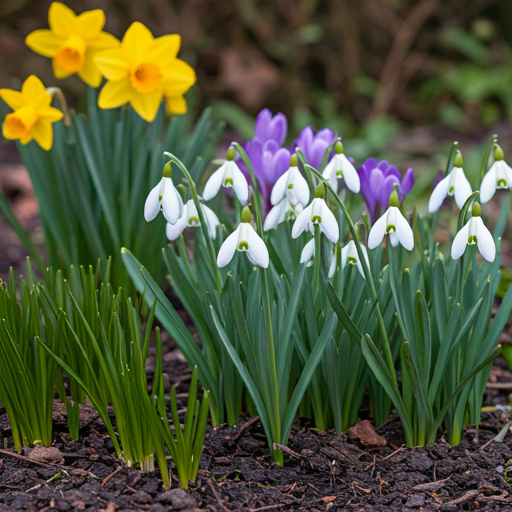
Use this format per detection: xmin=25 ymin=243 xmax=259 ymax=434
xmin=368 ymin=210 xmax=388 ymax=249
xmin=49 ymin=2 xmax=77 ymax=38
xmin=97 ymin=77 xmax=132 ymax=110
xmin=78 ymin=55 xmax=102 ymax=87
xmin=21 ymin=75 xmax=51 ymax=108
xmin=94 ymin=48 xmax=130 ymax=80
xmin=75 ymin=9 xmax=105 ymax=38
xmin=31 ymin=121 xmax=53 ymax=151
xmin=247 ymin=226 xmax=269 ymax=268
xmin=129 ymin=89 xmax=162 ymax=123
xmin=475 ymin=217 xmax=495 ymax=262
xmin=292 ymin=204 xmax=313 ymax=239
xmin=25 ymin=29 xmax=63 ymax=57
xmin=0 ymin=89 xmax=25 ymax=110
xmin=52 ymin=59 xmax=74 ymax=79
xmin=38 ymin=106 xmax=63 ymax=123
xmin=165 ymin=95 xmax=187 ymax=115
xmin=217 ymin=227 xmax=240 ymax=268
xmin=480 ymin=166 xmax=497 ymax=204
xmin=148 ymin=34 xmax=181 ymax=65
xmin=451 ymin=220 xmax=470 ymax=260
xmin=122 ymin=22 xmax=154 ymax=62
xmin=87 ymin=31 xmax=120 ymax=52
xmin=161 ymin=60 xmax=196 ymax=94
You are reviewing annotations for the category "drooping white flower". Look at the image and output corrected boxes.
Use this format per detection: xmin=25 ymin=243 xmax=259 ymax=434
xmin=368 ymin=188 xmax=413 ymax=250
xmin=203 ymin=147 xmax=249 ymax=205
xmin=264 ymin=198 xmax=303 ymax=231
xmin=428 ymin=151 xmax=472 ymax=212
xmin=340 ymin=240 xmax=370 ymax=278
xmin=166 ymin=199 xmax=220 ymax=241
xmin=480 ymin=145 xmax=512 ymax=203
xmin=144 ymin=161 xmax=184 ymax=224
xmin=451 ymin=202 xmax=495 ymax=262
xmin=322 ymin=140 xmax=360 ymax=194
xmin=300 ymin=238 xmax=316 ymax=265
xmin=217 ymin=207 xmax=269 ymax=268
xmin=270 ymin=153 xmax=310 ymax=206
xmin=292 ymin=184 xmax=339 ymax=243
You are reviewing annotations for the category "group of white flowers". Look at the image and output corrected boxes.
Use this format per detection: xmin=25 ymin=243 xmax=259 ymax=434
xmin=144 ymin=141 xmax=509 ymax=274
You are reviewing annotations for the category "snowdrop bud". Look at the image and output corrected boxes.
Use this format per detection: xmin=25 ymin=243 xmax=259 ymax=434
xmin=163 ymin=161 xmax=173 ymax=178
xmin=241 ymin=206 xmax=252 ymax=223
xmin=389 ymin=185 xmax=400 ymax=207
xmin=226 ymin=146 xmax=235 ymax=161
xmin=314 ymin=183 xmax=325 ymax=199
xmin=334 ymin=140 xmax=344 ymax=154
xmin=290 ymin=153 xmax=298 ymax=167
xmin=176 ymin=184 xmax=187 ymax=203
xmin=472 ymin=201 xmax=481 ymax=217
xmin=454 ymin=151 xmax=463 ymax=168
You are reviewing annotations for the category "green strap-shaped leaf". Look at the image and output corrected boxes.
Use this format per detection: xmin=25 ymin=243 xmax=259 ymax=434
xmin=326 ymin=283 xmax=362 ymax=345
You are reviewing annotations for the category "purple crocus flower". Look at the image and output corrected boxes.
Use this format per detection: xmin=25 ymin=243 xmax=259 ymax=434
xmin=238 ymin=109 xmax=290 ymax=213
xmin=358 ymin=158 xmax=414 ymax=223
xmin=292 ymin=126 xmax=336 ymax=170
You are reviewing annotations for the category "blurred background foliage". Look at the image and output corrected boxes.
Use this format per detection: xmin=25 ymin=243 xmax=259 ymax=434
xmin=1 ymin=0 xmax=511 ymax=149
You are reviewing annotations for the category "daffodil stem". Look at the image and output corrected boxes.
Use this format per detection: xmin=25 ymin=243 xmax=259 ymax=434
xmin=299 ymin=154 xmax=396 ymax=381
xmin=46 ymin=87 xmax=71 ymax=126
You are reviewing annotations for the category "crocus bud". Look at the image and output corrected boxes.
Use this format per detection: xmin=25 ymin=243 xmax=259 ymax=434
xmin=176 ymin=184 xmax=187 ymax=203
xmin=472 ymin=201 xmax=482 ymax=217
xmin=314 ymin=183 xmax=325 ymax=198
xmin=454 ymin=151 xmax=463 ymax=168
xmin=226 ymin=147 xmax=235 ymax=161
xmin=290 ymin=153 xmax=298 ymax=167
xmin=334 ymin=140 xmax=344 ymax=154
xmin=494 ymin=144 xmax=504 ymax=162
xmin=241 ymin=206 xmax=252 ymax=223
xmin=163 ymin=161 xmax=172 ymax=178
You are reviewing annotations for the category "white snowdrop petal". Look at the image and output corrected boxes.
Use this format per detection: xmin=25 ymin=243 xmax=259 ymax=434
xmin=144 ymin=181 xmax=162 ymax=222
xmin=328 ymin=253 xmax=337 ymax=278
xmin=217 ymin=227 xmax=240 ymax=268
xmin=453 ymin=171 xmax=472 ymax=210
xmin=203 ymin=164 xmax=226 ymax=201
xmin=292 ymin=204 xmax=313 ymax=239
xmin=480 ymin=166 xmax=497 ymax=204
xmin=322 ymin=159 xmax=338 ymax=193
xmin=203 ymin=204 xmax=220 ymax=239
xmin=319 ymin=202 xmax=339 ymax=243
xmin=428 ymin=175 xmax=450 ymax=213
xmin=389 ymin=233 xmax=399 ymax=247
xmin=368 ymin=211 xmax=388 ymax=249
xmin=293 ymin=170 xmax=310 ymax=206
xmin=161 ymin=180 xmax=181 ymax=225
xmin=341 ymin=244 xmax=348 ymax=269
xmin=451 ymin=220 xmax=470 ymax=260
xmin=300 ymin=238 xmax=316 ymax=264
xmin=264 ymin=201 xmax=285 ymax=231
xmin=341 ymin=155 xmax=361 ymax=193
xmin=270 ymin=171 xmax=289 ymax=206
xmin=232 ymin=164 xmax=249 ymax=205
xmin=166 ymin=215 xmax=187 ymax=241
xmin=247 ymin=226 xmax=269 ymax=268
xmin=395 ymin=210 xmax=414 ymax=251
xmin=475 ymin=217 xmax=495 ymax=262
xmin=357 ymin=245 xmax=370 ymax=279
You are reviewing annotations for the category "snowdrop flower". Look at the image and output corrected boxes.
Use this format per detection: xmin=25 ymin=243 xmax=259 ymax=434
xmin=203 ymin=147 xmax=249 ymax=205
xmin=300 ymin=238 xmax=316 ymax=265
xmin=451 ymin=202 xmax=495 ymax=262
xmin=144 ymin=161 xmax=184 ymax=224
xmin=270 ymin=154 xmax=310 ymax=206
xmin=322 ymin=141 xmax=360 ymax=194
xmin=292 ymin=184 xmax=339 ymax=243
xmin=340 ymin=240 xmax=370 ymax=278
xmin=368 ymin=187 xmax=414 ymax=250
xmin=166 ymin=199 xmax=220 ymax=241
xmin=217 ymin=207 xmax=269 ymax=268
xmin=428 ymin=152 xmax=472 ymax=212
xmin=264 ymin=198 xmax=303 ymax=231
xmin=480 ymin=145 xmax=512 ymax=203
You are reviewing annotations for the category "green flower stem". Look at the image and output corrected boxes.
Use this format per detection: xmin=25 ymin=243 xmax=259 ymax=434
xmin=296 ymin=149 xmax=395 ymax=381
xmin=313 ymin=224 xmax=321 ymax=300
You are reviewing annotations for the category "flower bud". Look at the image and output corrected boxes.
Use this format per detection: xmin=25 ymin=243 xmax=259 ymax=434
xmin=389 ymin=188 xmax=399 ymax=207
xmin=314 ymin=183 xmax=325 ymax=198
xmin=176 ymin=184 xmax=187 ymax=203
xmin=241 ymin=206 xmax=252 ymax=223
xmin=162 ymin=161 xmax=172 ymax=178
xmin=226 ymin=147 xmax=235 ymax=161
xmin=290 ymin=153 xmax=298 ymax=167
xmin=334 ymin=140 xmax=344 ymax=155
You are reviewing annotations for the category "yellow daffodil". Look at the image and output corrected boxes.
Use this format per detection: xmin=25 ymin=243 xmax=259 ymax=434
xmin=0 ymin=75 xmax=63 ymax=150
xmin=94 ymin=22 xmax=196 ymax=122
xmin=25 ymin=2 xmax=119 ymax=87
xmin=165 ymin=94 xmax=187 ymax=115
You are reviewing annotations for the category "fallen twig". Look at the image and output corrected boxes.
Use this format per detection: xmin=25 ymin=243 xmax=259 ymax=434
xmin=207 ymin=478 xmax=230 ymax=512
xmin=230 ymin=416 xmax=260 ymax=446
xmin=413 ymin=475 xmax=451 ymax=491
xmin=101 ymin=466 xmax=123 ymax=487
